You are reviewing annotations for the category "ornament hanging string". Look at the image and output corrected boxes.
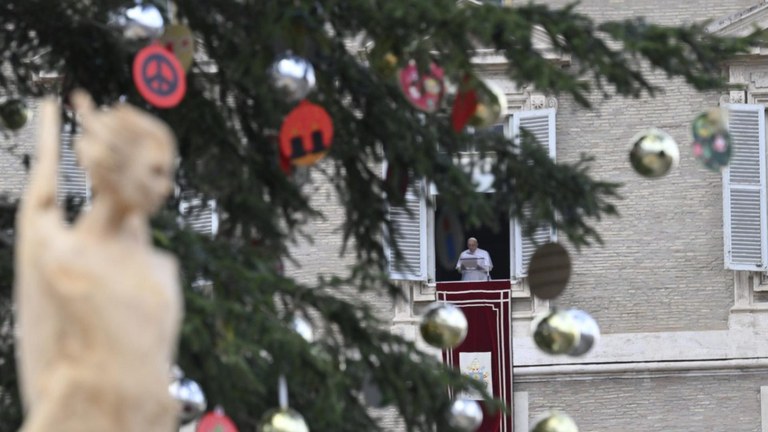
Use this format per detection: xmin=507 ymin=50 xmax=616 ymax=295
xmin=279 ymin=374 xmax=289 ymax=410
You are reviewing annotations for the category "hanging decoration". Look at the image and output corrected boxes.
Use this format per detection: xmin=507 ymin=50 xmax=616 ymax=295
xmin=450 ymin=78 xmax=479 ymax=132
xmin=398 ymin=60 xmax=445 ymax=113
xmin=531 ymin=412 xmax=579 ymax=432
xmin=279 ymin=100 xmax=334 ymax=166
xmin=0 ymin=99 xmax=32 ymax=131
xmin=566 ymin=309 xmax=600 ymax=357
xmin=468 ymin=80 xmax=507 ymax=129
xmin=527 ymin=243 xmax=571 ymax=300
xmin=290 ymin=315 xmax=314 ymax=343
xmin=269 ymin=54 xmax=317 ymax=103
xmin=258 ymin=375 xmax=310 ymax=432
xmin=110 ymin=3 xmax=165 ymax=42
xmin=160 ymin=24 xmax=196 ymax=71
xmin=691 ymin=109 xmax=732 ymax=171
xmin=196 ymin=408 xmax=239 ymax=432
xmin=168 ymin=365 xmax=207 ymax=425
xmin=446 ymin=399 xmax=484 ymax=432
xmin=628 ymin=128 xmax=680 ymax=178
xmin=420 ymin=302 xmax=468 ymax=349
xmin=532 ymin=310 xmax=580 ymax=355
xmin=133 ymin=44 xmax=187 ymax=108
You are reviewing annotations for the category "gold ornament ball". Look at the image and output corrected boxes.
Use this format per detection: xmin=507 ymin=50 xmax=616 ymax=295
xmin=531 ymin=412 xmax=579 ymax=432
xmin=259 ymin=408 xmax=309 ymax=432
xmin=419 ymin=302 xmax=468 ymax=349
xmin=628 ymin=127 xmax=680 ymax=178
xmin=532 ymin=310 xmax=580 ymax=355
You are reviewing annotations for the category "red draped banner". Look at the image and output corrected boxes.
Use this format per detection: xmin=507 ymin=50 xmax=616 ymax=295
xmin=437 ymin=280 xmax=513 ymax=432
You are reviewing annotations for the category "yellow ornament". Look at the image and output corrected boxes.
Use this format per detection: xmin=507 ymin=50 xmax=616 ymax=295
xmin=159 ymin=24 xmax=196 ymax=71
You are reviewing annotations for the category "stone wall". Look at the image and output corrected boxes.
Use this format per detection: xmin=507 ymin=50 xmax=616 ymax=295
xmin=518 ymin=370 xmax=768 ymax=432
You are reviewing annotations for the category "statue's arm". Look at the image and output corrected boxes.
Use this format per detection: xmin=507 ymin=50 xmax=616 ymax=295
xmin=19 ymin=98 xmax=62 ymax=220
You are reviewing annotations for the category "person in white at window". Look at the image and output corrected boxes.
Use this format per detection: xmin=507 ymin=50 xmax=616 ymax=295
xmin=455 ymin=237 xmax=493 ymax=281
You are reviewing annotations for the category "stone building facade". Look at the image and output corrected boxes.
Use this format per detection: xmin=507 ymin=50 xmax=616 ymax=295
xmin=5 ymin=2 xmax=768 ymax=431
xmin=287 ymin=2 xmax=768 ymax=431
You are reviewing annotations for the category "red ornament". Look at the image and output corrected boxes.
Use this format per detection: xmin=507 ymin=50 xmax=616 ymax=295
xmin=133 ymin=44 xmax=186 ymax=108
xmin=279 ymin=100 xmax=334 ymax=167
xmin=398 ymin=61 xmax=444 ymax=113
xmin=196 ymin=411 xmax=239 ymax=432
xmin=451 ymin=88 xmax=478 ymax=132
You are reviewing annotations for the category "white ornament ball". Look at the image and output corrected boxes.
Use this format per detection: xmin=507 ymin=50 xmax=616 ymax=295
xmin=269 ymin=55 xmax=317 ymax=103
xmin=419 ymin=302 xmax=468 ymax=349
xmin=447 ymin=399 xmax=484 ymax=431
xmin=110 ymin=4 xmax=165 ymax=41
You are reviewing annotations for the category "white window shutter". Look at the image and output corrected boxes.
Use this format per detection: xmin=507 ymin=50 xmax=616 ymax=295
xmin=385 ymin=179 xmax=428 ymax=280
xmin=510 ymin=108 xmax=557 ymax=278
xmin=179 ymin=192 xmax=219 ymax=236
xmin=723 ymin=103 xmax=767 ymax=270
xmin=57 ymin=131 xmax=88 ymax=203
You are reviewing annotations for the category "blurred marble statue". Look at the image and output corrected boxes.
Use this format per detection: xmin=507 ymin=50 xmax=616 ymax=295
xmin=14 ymin=91 xmax=183 ymax=431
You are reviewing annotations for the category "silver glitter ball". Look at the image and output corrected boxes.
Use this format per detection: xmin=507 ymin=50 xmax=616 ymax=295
xmin=419 ymin=302 xmax=468 ymax=349
xmin=269 ymin=55 xmax=317 ymax=103
xmin=566 ymin=309 xmax=600 ymax=357
xmin=447 ymin=399 xmax=483 ymax=431
xmin=169 ymin=375 xmax=207 ymax=425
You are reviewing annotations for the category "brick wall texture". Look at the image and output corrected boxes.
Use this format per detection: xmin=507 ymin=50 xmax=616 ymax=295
xmin=518 ymin=371 xmax=768 ymax=432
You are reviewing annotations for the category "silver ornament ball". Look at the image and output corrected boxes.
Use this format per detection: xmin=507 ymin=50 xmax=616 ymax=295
xmin=111 ymin=4 xmax=165 ymax=41
xmin=169 ymin=376 xmax=207 ymax=425
xmin=258 ymin=407 xmax=310 ymax=432
xmin=419 ymin=302 xmax=468 ymax=349
xmin=269 ymin=55 xmax=317 ymax=103
xmin=447 ymin=399 xmax=483 ymax=432
xmin=531 ymin=411 xmax=579 ymax=432
xmin=532 ymin=310 xmax=580 ymax=355
xmin=566 ymin=309 xmax=600 ymax=357
xmin=628 ymin=127 xmax=680 ymax=178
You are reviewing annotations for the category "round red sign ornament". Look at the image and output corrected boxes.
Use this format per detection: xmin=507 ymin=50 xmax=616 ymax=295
xmin=196 ymin=411 xmax=239 ymax=432
xmin=279 ymin=100 xmax=334 ymax=167
xmin=133 ymin=44 xmax=187 ymax=108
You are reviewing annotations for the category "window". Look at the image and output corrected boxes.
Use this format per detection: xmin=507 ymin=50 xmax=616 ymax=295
xmin=385 ymin=107 xmax=556 ymax=282
xmin=722 ymin=103 xmax=767 ymax=270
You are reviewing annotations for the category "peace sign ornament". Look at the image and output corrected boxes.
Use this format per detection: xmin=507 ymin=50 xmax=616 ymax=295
xmin=133 ymin=44 xmax=187 ymax=108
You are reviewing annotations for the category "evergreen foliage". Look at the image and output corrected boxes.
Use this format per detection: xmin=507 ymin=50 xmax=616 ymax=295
xmin=0 ymin=0 xmax=762 ymax=430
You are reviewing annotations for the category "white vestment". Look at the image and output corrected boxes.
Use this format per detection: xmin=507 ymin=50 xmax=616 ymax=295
xmin=455 ymin=248 xmax=493 ymax=281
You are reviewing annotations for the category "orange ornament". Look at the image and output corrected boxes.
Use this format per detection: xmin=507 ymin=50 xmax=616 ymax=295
xmin=279 ymin=100 xmax=334 ymax=166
